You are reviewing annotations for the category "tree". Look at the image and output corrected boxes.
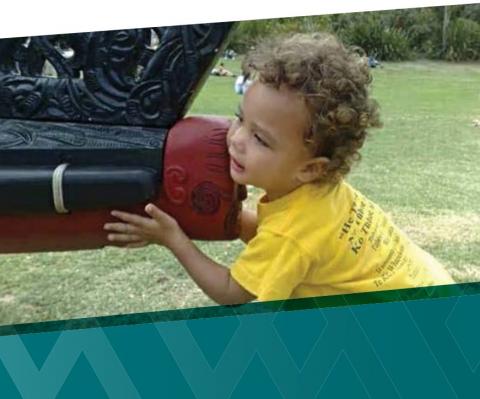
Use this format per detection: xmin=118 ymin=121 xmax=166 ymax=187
xmin=442 ymin=6 xmax=450 ymax=55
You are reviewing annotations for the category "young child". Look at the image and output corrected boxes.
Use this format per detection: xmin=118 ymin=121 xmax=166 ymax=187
xmin=104 ymin=33 xmax=454 ymax=304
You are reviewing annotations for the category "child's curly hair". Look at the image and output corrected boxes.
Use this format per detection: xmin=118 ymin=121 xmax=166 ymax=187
xmin=244 ymin=33 xmax=381 ymax=182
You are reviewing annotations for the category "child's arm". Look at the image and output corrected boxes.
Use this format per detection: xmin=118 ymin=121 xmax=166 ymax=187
xmin=168 ymin=233 xmax=255 ymax=305
xmin=104 ymin=204 xmax=255 ymax=305
xmin=239 ymin=208 xmax=258 ymax=244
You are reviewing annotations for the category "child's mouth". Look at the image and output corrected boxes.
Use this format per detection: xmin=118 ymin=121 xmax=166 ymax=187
xmin=230 ymin=157 xmax=245 ymax=173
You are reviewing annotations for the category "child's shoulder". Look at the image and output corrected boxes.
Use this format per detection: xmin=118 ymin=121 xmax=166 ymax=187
xmin=301 ymin=180 xmax=357 ymax=208
xmin=295 ymin=181 xmax=379 ymax=228
xmin=273 ymin=182 xmax=353 ymax=228
xmin=259 ymin=180 xmax=368 ymax=232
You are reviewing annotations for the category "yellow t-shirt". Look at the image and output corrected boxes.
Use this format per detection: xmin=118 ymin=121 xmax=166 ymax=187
xmin=230 ymin=181 xmax=454 ymax=301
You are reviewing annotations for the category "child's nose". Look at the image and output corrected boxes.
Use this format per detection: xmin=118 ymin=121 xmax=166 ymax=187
xmin=229 ymin=126 xmax=246 ymax=151
xmin=226 ymin=122 xmax=237 ymax=147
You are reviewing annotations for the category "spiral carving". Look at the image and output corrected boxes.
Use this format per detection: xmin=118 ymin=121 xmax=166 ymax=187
xmin=0 ymin=23 xmax=234 ymax=127
xmin=164 ymin=166 xmax=188 ymax=205
xmin=191 ymin=181 xmax=221 ymax=215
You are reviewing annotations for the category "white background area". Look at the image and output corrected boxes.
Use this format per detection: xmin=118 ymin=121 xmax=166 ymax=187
xmin=0 ymin=0 xmax=475 ymax=38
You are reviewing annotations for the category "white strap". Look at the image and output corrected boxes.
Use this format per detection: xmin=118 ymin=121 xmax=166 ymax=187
xmin=52 ymin=163 xmax=69 ymax=214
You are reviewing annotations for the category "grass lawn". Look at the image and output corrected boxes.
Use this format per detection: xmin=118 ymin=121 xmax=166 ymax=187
xmin=0 ymin=59 xmax=479 ymax=325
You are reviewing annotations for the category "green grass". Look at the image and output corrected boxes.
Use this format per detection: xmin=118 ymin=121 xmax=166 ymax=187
xmin=1 ymin=60 xmax=479 ymax=325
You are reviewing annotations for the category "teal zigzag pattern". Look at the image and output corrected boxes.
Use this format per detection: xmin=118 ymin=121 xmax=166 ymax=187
xmin=0 ymin=285 xmax=480 ymax=397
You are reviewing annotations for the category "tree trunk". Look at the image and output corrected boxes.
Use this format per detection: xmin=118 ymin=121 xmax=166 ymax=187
xmin=442 ymin=6 xmax=450 ymax=55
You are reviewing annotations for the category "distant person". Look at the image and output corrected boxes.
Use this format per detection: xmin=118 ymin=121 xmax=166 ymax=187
xmin=234 ymin=72 xmax=252 ymax=95
xmin=368 ymin=55 xmax=380 ymax=68
xmin=211 ymin=62 xmax=236 ymax=77
xmin=223 ymin=49 xmax=237 ymax=60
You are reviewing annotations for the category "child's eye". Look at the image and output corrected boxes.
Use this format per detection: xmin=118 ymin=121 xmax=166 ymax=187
xmin=234 ymin=112 xmax=244 ymax=123
xmin=254 ymin=133 xmax=269 ymax=147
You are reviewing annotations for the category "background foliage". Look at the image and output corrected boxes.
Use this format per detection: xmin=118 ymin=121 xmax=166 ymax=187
xmin=228 ymin=4 xmax=480 ymax=61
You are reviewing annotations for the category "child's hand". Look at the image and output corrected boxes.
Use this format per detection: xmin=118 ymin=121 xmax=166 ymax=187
xmin=104 ymin=204 xmax=186 ymax=250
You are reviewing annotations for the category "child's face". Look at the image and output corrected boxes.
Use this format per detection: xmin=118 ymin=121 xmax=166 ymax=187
xmin=228 ymin=81 xmax=317 ymax=200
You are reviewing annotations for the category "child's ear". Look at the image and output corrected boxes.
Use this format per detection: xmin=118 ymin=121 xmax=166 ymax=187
xmin=296 ymin=157 xmax=329 ymax=183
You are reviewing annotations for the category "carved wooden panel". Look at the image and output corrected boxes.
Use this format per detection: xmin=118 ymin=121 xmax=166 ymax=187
xmin=0 ymin=119 xmax=166 ymax=168
xmin=0 ymin=23 xmax=234 ymax=128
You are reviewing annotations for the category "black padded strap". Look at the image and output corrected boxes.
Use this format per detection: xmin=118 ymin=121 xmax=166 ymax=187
xmin=0 ymin=166 xmax=159 ymax=214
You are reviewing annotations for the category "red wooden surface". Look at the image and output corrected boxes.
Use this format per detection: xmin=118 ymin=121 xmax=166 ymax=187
xmin=0 ymin=116 xmax=245 ymax=253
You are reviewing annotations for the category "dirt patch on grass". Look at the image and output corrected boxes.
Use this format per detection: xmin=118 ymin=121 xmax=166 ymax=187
xmin=392 ymin=211 xmax=480 ymax=247
xmin=0 ymin=294 xmax=15 ymax=304
xmin=448 ymin=263 xmax=480 ymax=283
